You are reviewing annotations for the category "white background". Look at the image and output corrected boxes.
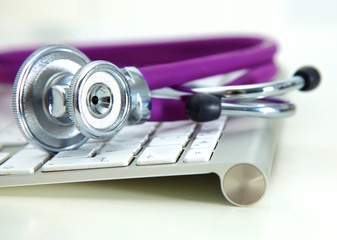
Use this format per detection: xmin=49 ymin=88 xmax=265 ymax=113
xmin=0 ymin=0 xmax=336 ymax=239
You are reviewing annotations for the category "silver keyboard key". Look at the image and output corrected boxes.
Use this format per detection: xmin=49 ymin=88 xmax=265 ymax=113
xmin=156 ymin=121 xmax=196 ymax=137
xmin=98 ymin=152 xmax=134 ymax=166
xmin=149 ymin=136 xmax=189 ymax=146
xmin=42 ymin=152 xmax=134 ymax=172
xmin=190 ymin=137 xmax=218 ymax=150
xmin=96 ymin=123 xmax=156 ymax=147
xmin=112 ymin=126 xmax=153 ymax=145
xmin=196 ymin=128 xmax=223 ymax=139
xmin=137 ymin=145 xmax=183 ymax=165
xmin=0 ymin=149 xmax=50 ymax=175
xmin=118 ymin=124 xmax=156 ymax=136
xmin=112 ymin=134 xmax=150 ymax=145
xmin=100 ymin=141 xmax=142 ymax=154
xmin=184 ymin=149 xmax=213 ymax=163
xmin=53 ymin=143 xmax=104 ymax=159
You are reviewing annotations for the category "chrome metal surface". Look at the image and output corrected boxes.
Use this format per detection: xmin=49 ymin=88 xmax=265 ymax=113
xmin=12 ymin=44 xmax=150 ymax=151
xmin=221 ymin=99 xmax=296 ymax=118
xmin=12 ymin=45 xmax=90 ymax=152
xmin=66 ymin=61 xmax=131 ymax=139
xmin=223 ymin=164 xmax=266 ymax=206
xmin=49 ymin=85 xmax=68 ymax=118
xmin=190 ymin=76 xmax=305 ymax=100
xmin=122 ymin=67 xmax=151 ymax=125
xmin=88 ymin=84 xmax=113 ymax=117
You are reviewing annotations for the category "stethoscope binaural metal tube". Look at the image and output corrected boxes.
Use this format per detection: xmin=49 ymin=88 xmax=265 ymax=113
xmin=182 ymin=76 xmax=305 ymax=119
xmin=184 ymin=66 xmax=320 ymax=122
xmin=219 ymin=101 xmax=296 ymax=118
xmin=187 ymin=76 xmax=306 ymax=100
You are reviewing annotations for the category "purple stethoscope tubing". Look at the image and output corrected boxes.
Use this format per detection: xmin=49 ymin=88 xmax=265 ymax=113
xmin=0 ymin=36 xmax=278 ymax=121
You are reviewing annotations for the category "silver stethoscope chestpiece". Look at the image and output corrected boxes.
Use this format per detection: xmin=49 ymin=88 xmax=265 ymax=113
xmin=12 ymin=45 xmax=148 ymax=152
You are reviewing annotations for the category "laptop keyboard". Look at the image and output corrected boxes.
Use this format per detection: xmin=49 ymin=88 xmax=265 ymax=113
xmin=0 ymin=118 xmax=226 ymax=175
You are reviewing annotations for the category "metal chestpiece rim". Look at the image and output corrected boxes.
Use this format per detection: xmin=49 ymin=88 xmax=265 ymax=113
xmin=67 ymin=61 xmax=131 ymax=139
xmin=13 ymin=44 xmax=151 ymax=152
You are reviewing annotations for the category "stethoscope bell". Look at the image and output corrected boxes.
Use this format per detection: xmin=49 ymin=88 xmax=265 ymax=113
xmin=13 ymin=45 xmax=151 ymax=152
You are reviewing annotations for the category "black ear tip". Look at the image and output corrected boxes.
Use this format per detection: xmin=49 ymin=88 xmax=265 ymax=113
xmin=186 ymin=94 xmax=221 ymax=122
xmin=294 ymin=66 xmax=321 ymax=91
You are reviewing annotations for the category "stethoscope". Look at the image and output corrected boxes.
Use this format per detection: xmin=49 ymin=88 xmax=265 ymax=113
xmin=3 ymin=36 xmax=320 ymax=152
